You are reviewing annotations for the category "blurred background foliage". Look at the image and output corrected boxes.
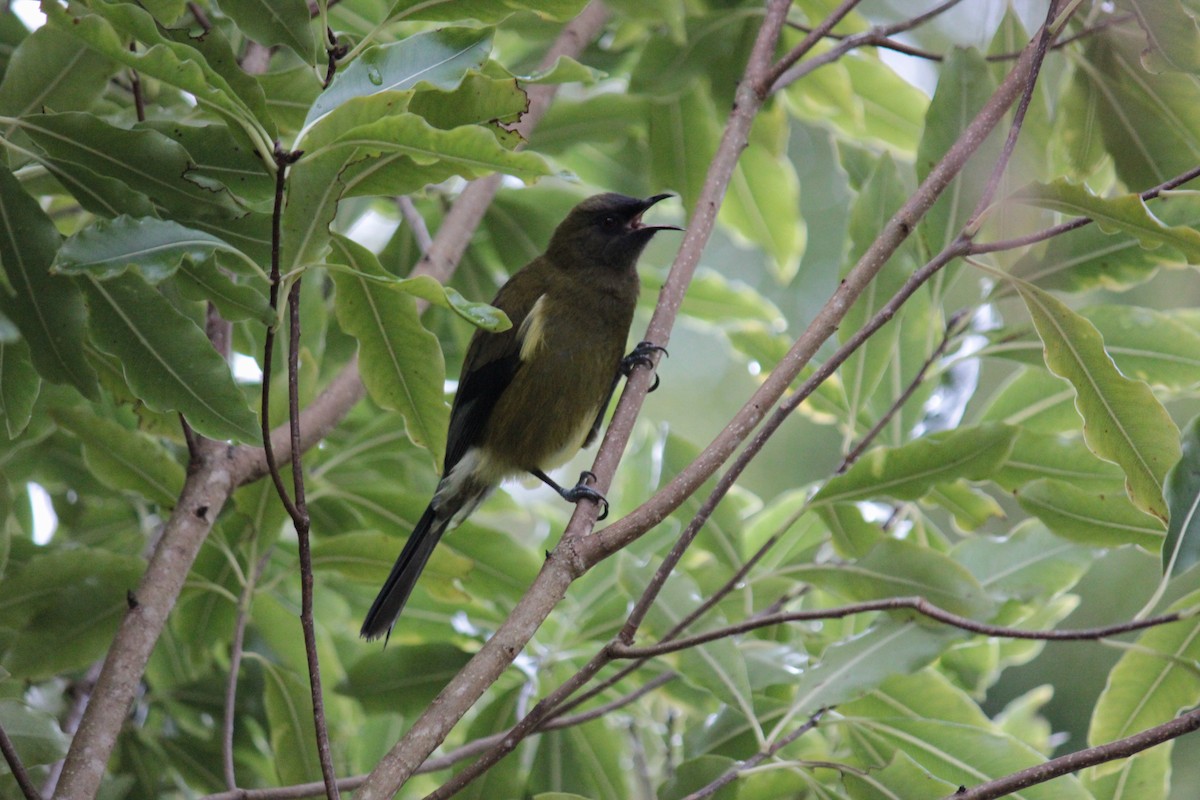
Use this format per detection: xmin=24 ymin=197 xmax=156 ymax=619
xmin=2 ymin=0 xmax=1200 ymax=798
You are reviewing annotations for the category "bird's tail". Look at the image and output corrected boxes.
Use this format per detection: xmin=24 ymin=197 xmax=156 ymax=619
xmin=360 ymin=504 xmax=448 ymax=641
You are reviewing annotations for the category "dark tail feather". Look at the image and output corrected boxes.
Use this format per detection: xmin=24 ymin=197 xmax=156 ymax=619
xmin=360 ymin=504 xmax=448 ymax=641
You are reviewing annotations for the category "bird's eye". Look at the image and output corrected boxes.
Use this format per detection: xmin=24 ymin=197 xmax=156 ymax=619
xmin=601 ymin=215 xmax=619 ymax=230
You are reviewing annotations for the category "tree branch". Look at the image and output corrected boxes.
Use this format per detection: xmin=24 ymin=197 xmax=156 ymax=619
xmin=0 ymin=719 xmax=43 ymax=800
xmin=946 ymin=707 xmax=1200 ymax=800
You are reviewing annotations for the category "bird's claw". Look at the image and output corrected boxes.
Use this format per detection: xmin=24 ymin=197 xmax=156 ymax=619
xmin=564 ymin=470 xmax=609 ymax=520
xmin=621 ymin=341 xmax=668 ymax=392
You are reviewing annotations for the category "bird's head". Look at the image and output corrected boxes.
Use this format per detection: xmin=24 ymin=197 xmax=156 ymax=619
xmin=546 ymin=193 xmax=682 ymax=271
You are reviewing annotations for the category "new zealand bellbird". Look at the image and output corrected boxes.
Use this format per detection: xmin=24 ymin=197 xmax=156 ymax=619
xmin=361 ymin=192 xmax=681 ymax=640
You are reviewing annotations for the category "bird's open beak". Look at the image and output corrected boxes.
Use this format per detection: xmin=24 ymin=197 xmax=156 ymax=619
xmin=631 ymin=193 xmax=685 ymax=232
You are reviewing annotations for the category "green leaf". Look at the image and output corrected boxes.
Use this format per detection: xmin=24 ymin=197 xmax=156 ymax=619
xmin=1016 ymin=180 xmax=1200 ymax=263
xmin=1008 ymin=194 xmax=1200 ymax=293
xmin=917 ymin=48 xmax=1000 ymax=253
xmin=338 ymin=643 xmax=472 ymax=713
xmin=0 ymin=548 xmax=144 ymax=679
xmin=788 ymin=620 xmax=960 ymax=723
xmin=330 ymin=236 xmax=449 ymax=465
xmin=137 ymin=119 xmax=275 ymax=205
xmin=20 ymin=113 xmax=246 ymax=220
xmin=0 ymin=699 xmax=69 ymax=768
xmin=50 ymin=407 xmax=185 ymax=507
xmin=720 ymin=122 xmax=803 ymax=280
xmin=42 ymin=0 xmax=273 ymax=160
xmin=811 ymin=424 xmax=1017 ymax=506
xmin=792 ymin=538 xmax=994 ymax=619
xmin=0 ymin=164 xmax=98 ymax=398
xmin=1015 ymin=479 xmax=1165 ymax=549
xmin=658 ymin=756 xmax=739 ymax=800
xmin=1121 ymin=0 xmax=1200 ymax=73
xmin=53 ymin=216 xmax=259 ymax=282
xmin=843 ymin=751 xmax=960 ymax=799
xmin=173 ymin=259 xmax=273 ymax=325
xmin=1013 ymin=278 xmax=1181 ymax=520
xmin=311 ymin=530 xmax=473 ymax=586
xmin=977 ymin=367 xmax=1080 ymax=433
xmin=528 ymin=718 xmax=627 ymax=799
xmin=0 ymin=25 xmax=114 ymax=133
xmin=214 ymin=0 xmax=316 ymax=63
xmin=1163 ymin=414 xmax=1200 ymax=576
xmin=518 ymin=54 xmax=604 ymax=84
xmin=302 ymin=28 xmax=493 ymax=132
xmin=840 ymin=153 xmax=916 ymax=422
xmin=81 ymin=272 xmax=260 ymax=442
xmin=953 ymin=522 xmax=1093 ymax=603
xmin=287 ymin=106 xmax=550 ymax=271
xmin=843 ymin=670 xmax=1093 ymax=800
xmin=1087 ymin=588 xmax=1200 ymax=781
xmin=649 ymin=82 xmax=720 ymax=216
xmin=1073 ymin=26 xmax=1200 ymax=188
xmin=262 ymin=664 xmax=321 ymax=785
xmin=0 ymin=333 xmax=39 ymax=438
xmin=384 ymin=0 xmax=588 ymax=24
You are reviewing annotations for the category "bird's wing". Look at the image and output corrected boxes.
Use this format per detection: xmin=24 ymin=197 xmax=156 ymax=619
xmin=442 ymin=266 xmax=546 ymax=474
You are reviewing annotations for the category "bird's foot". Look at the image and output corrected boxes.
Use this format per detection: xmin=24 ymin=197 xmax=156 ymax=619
xmin=560 ymin=471 xmax=609 ymax=520
xmin=531 ymin=469 xmax=610 ymax=520
xmin=621 ymin=341 xmax=668 ymax=392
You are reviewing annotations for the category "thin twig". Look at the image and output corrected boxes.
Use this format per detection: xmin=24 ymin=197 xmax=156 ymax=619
xmin=222 ymin=550 xmax=273 ymax=790
xmin=770 ymin=0 xmax=966 ymax=91
xmin=0 ymin=720 xmax=43 ymax=800
xmin=285 ymin=277 xmax=340 ymax=800
xmin=946 ymin=707 xmax=1200 ymax=800
xmin=681 ymin=709 xmax=827 ymax=800
xmin=608 ymin=597 xmax=1188 ymax=658
xmin=837 ymin=309 xmax=971 ymax=473
xmin=396 ymin=196 xmax=434 ymax=254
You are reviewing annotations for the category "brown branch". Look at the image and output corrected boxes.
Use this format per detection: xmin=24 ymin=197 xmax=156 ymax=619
xmin=770 ymin=0 xmax=966 ymax=92
xmin=609 ymin=597 xmax=1187 ymax=658
xmin=0 ymin=720 xmax=43 ymax=800
xmin=946 ymin=707 xmax=1200 ymax=800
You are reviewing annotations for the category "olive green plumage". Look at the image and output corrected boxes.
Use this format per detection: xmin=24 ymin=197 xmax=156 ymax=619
xmin=361 ymin=193 xmax=679 ymax=641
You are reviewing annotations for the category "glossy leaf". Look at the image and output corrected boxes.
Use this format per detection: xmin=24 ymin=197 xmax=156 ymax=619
xmin=0 ymin=165 xmax=98 ymax=398
xmin=42 ymin=0 xmax=274 ymax=157
xmin=54 ymin=215 xmax=259 ymax=282
xmin=1013 ymin=278 xmax=1181 ymax=520
xmin=330 ymin=235 xmax=449 ymax=465
xmin=0 ymin=25 xmax=114 ymax=133
xmin=81 ymin=273 xmax=260 ymax=442
xmin=20 ymin=113 xmax=246 ymax=220
xmin=302 ymin=29 xmax=492 ymax=132
xmin=215 ymin=0 xmax=316 ymax=63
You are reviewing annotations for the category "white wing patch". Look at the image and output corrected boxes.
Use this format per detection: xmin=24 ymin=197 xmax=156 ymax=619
xmin=518 ymin=294 xmax=548 ymax=362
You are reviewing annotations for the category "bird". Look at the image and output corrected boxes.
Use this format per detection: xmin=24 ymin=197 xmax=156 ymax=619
xmin=361 ymin=192 xmax=681 ymax=640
